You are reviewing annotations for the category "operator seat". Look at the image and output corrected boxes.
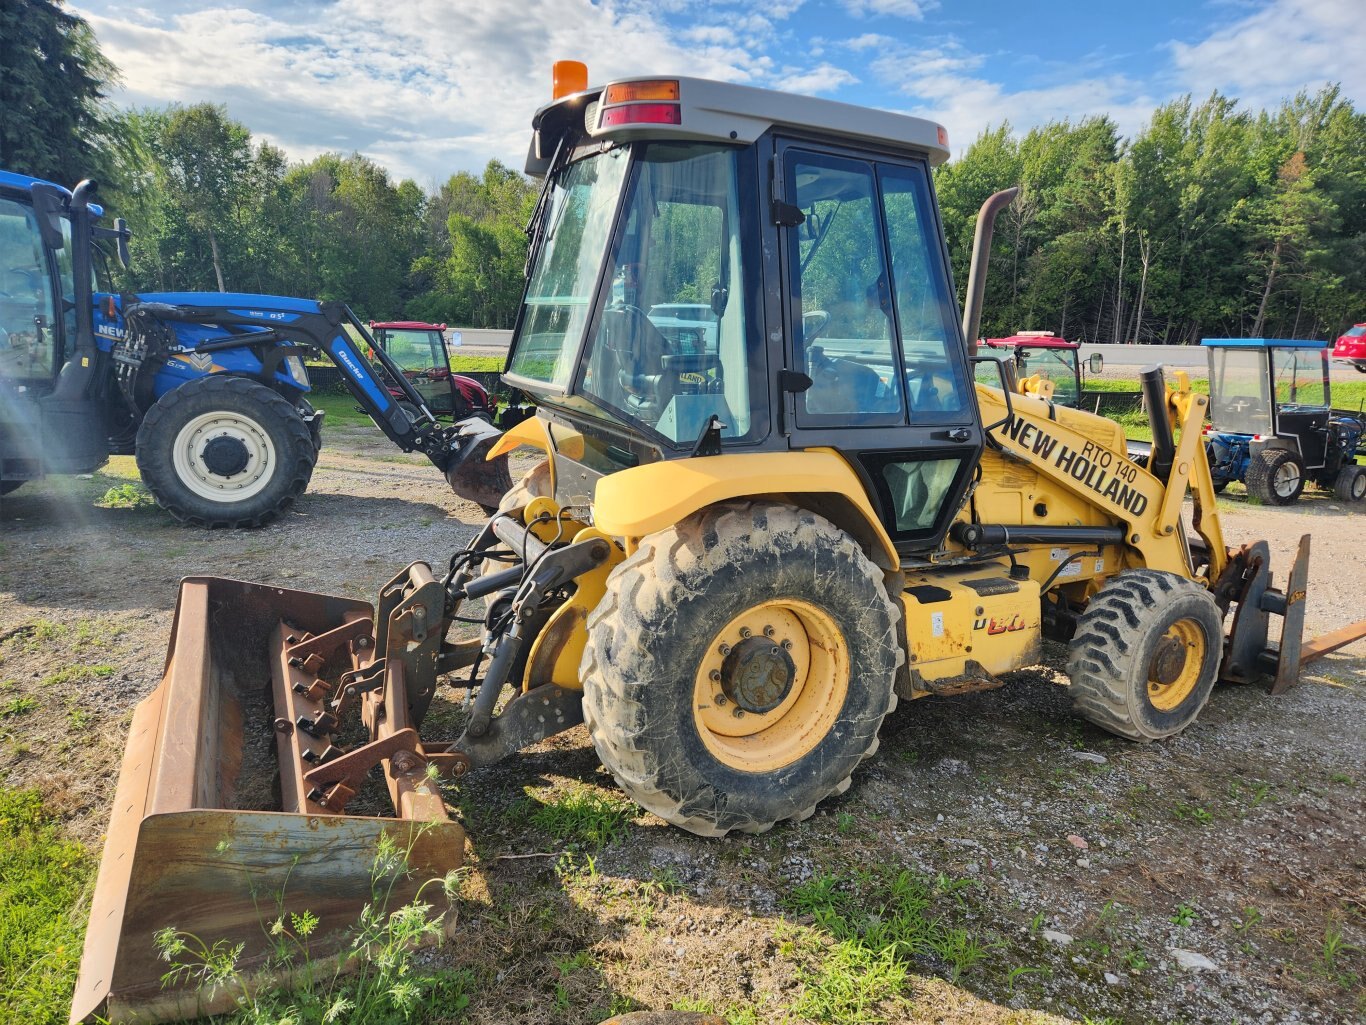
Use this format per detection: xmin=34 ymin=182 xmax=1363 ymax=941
xmin=807 ymin=346 xmax=896 ymax=418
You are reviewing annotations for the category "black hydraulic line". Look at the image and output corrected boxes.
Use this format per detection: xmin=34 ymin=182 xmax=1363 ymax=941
xmin=950 ymin=523 xmax=1127 ymax=548
xmin=1141 ymin=365 xmax=1176 ymax=484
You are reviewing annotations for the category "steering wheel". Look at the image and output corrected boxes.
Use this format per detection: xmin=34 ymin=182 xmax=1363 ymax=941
xmin=803 ymin=309 xmax=831 ymax=343
xmin=1218 ymin=395 xmax=1258 ymax=417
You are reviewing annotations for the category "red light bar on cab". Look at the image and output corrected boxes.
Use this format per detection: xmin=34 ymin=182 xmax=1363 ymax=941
xmin=600 ymin=102 xmax=683 ymax=127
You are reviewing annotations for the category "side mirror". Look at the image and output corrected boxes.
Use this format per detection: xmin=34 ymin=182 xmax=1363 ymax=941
xmin=30 ymin=184 xmax=67 ymax=250
xmin=1088 ymin=352 xmax=1104 ymax=375
xmin=113 ymin=218 xmax=131 ymax=268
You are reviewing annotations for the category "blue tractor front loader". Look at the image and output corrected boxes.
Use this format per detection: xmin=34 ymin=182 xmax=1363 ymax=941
xmin=0 ymin=170 xmax=510 ymax=525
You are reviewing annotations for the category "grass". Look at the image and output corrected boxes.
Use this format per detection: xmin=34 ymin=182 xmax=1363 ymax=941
xmin=308 ymin=392 xmax=374 ymax=428
xmin=526 ymin=784 xmax=634 ymax=850
xmin=779 ymin=866 xmax=995 ymax=1023
xmin=448 ymin=355 xmax=505 ymax=373
xmin=0 ymin=788 xmax=91 ymax=1025
xmin=95 ymin=482 xmax=156 ymax=510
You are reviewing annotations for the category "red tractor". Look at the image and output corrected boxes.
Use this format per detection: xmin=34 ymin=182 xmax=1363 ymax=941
xmin=977 ymin=331 xmax=1103 ymax=407
xmin=368 ymin=321 xmax=494 ymax=421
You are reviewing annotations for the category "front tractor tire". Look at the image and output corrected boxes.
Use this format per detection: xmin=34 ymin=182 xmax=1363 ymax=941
xmin=136 ymin=376 xmax=317 ymax=528
xmin=1333 ymin=463 xmax=1366 ymax=503
xmin=581 ymin=501 xmax=902 ymax=836
xmin=1245 ymin=448 xmax=1305 ymax=505
xmin=1067 ymin=570 xmax=1223 ymax=742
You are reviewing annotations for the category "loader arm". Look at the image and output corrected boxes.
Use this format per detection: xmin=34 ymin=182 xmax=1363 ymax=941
xmin=973 ymin=369 xmax=1222 ymax=583
xmin=121 ymin=298 xmax=511 ymax=507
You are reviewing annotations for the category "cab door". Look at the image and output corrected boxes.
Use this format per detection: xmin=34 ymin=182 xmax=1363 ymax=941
xmin=774 ymin=140 xmax=981 ymax=552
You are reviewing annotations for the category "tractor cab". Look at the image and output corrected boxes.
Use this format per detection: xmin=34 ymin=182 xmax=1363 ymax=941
xmin=369 ymin=320 xmax=491 ymax=421
xmin=503 ymin=73 xmax=981 ymax=551
xmin=977 ymin=331 xmax=1100 ymax=408
xmin=1202 ymin=337 xmax=1364 ymax=504
xmin=0 ymin=170 xmax=129 ymax=487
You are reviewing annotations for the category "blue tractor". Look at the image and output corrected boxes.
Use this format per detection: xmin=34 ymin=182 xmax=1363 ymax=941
xmin=0 ymin=171 xmax=509 ymax=524
xmin=1202 ymin=337 xmax=1365 ymax=505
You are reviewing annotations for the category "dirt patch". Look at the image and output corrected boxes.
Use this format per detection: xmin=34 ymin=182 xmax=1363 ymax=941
xmin=1 ymin=424 xmax=1362 ymax=1024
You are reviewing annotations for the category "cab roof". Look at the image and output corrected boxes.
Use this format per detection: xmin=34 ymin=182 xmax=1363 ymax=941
xmin=527 ymin=75 xmax=951 ymax=177
xmin=983 ymin=334 xmax=1078 ymax=350
xmin=1201 ymin=337 xmax=1328 ymax=349
xmin=0 ymin=169 xmax=62 ymax=195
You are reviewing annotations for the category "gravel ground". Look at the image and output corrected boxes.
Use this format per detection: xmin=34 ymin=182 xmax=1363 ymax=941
xmin=0 ymin=421 xmax=1361 ymax=1025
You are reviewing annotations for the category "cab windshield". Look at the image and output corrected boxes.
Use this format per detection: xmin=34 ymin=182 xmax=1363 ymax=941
xmin=508 ymin=142 xmax=761 ymax=447
xmin=1016 ymin=346 xmax=1079 ymax=405
xmin=380 ymin=328 xmax=444 ymax=372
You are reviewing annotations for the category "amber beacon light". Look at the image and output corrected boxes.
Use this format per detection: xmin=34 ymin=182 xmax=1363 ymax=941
xmin=552 ymin=60 xmax=588 ymax=99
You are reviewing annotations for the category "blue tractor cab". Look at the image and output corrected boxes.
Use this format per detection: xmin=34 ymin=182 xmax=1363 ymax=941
xmin=0 ymin=170 xmax=509 ymax=523
xmin=1202 ymin=337 xmax=1364 ymax=505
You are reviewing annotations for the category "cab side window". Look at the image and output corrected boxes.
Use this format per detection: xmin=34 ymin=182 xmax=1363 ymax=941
xmin=879 ymin=167 xmax=970 ymax=422
xmin=788 ymin=152 xmax=905 ymax=426
xmin=0 ymin=198 xmax=60 ymax=380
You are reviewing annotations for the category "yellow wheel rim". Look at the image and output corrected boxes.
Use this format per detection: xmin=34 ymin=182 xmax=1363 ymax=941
xmin=692 ymin=599 xmax=848 ymax=773
xmin=1147 ymin=619 xmax=1207 ymax=711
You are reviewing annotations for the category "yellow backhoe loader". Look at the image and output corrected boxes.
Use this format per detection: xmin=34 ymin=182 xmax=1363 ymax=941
xmin=74 ymin=64 xmax=1352 ymax=1023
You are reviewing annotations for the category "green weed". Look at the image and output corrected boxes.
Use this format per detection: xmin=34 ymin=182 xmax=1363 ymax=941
xmin=1 ymin=695 xmax=36 ymax=717
xmin=96 ymin=482 xmax=156 ymax=509
xmin=1173 ymin=802 xmax=1214 ymax=825
xmin=1233 ymin=906 xmax=1263 ymax=933
xmin=0 ymin=788 xmax=91 ymax=1024
xmin=1171 ymin=903 xmax=1197 ymax=928
xmin=529 ymin=784 xmax=633 ymax=850
xmin=791 ymin=940 xmax=907 ymax=1023
xmin=155 ymin=832 xmax=474 ymax=1025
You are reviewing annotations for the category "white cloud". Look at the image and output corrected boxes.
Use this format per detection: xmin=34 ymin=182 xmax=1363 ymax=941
xmin=1169 ymin=0 xmax=1365 ymax=110
xmin=775 ymin=62 xmax=859 ymax=94
xmin=74 ymin=0 xmax=775 ymax=182
xmin=841 ymin=0 xmax=935 ymax=19
xmin=865 ymin=37 xmax=1157 ymax=148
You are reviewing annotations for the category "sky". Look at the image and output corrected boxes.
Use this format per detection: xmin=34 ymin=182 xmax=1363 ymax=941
xmin=73 ymin=0 xmax=1366 ymax=187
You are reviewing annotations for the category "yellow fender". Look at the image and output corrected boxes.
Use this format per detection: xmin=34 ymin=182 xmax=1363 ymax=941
xmin=486 ymin=415 xmax=552 ymax=461
xmin=592 ymin=449 xmax=899 ymax=568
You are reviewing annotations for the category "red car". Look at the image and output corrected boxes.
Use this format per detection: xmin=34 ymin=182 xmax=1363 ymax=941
xmin=368 ymin=321 xmax=493 ymax=419
xmin=1332 ymin=324 xmax=1366 ymax=373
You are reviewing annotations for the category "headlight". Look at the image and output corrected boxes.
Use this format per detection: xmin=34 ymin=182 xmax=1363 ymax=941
xmin=284 ymin=354 xmax=310 ymax=387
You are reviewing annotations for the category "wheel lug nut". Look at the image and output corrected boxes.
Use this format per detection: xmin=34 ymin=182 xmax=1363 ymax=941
xmin=719 ymin=643 xmax=731 ymax=656
xmin=732 ymin=707 xmax=745 ymax=718
xmin=710 ymin=669 xmax=721 ymax=682
xmin=781 ymin=639 xmax=793 ymax=651
xmin=739 ymin=627 xmax=752 ymax=638
xmin=715 ymin=694 xmax=727 ymax=706
xmin=763 ymin=625 xmax=774 ymax=637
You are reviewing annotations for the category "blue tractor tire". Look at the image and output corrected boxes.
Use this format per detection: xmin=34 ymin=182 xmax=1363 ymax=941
xmin=135 ymin=375 xmax=316 ymax=528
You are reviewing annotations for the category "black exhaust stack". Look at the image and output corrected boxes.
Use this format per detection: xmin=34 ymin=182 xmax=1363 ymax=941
xmin=1140 ymin=366 xmax=1175 ymax=483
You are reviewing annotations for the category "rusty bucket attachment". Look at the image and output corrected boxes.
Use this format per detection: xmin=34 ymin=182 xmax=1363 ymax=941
xmin=72 ymin=575 xmax=467 ymax=1025
xmin=443 ymin=415 xmax=513 ymax=510
xmin=1217 ymin=533 xmax=1311 ymax=693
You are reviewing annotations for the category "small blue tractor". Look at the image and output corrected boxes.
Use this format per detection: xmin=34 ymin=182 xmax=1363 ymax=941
xmin=0 ymin=171 xmax=509 ymax=524
xmin=1202 ymin=337 xmax=1365 ymax=505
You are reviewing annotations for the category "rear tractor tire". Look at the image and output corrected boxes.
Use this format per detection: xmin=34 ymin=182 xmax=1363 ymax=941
xmin=581 ymin=501 xmax=902 ymax=836
xmin=136 ymin=375 xmax=317 ymax=528
xmin=1245 ymin=449 xmax=1304 ymax=505
xmin=1067 ymin=570 xmax=1223 ymax=742
xmin=1333 ymin=463 xmax=1366 ymax=503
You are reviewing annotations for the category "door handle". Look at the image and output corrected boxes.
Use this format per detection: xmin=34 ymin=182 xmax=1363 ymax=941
xmin=947 ymin=427 xmax=971 ymax=442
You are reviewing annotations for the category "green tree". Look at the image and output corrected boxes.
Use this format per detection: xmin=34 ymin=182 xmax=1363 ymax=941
xmin=0 ymin=0 xmax=122 ymax=187
xmin=411 ymin=160 xmax=537 ymax=327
